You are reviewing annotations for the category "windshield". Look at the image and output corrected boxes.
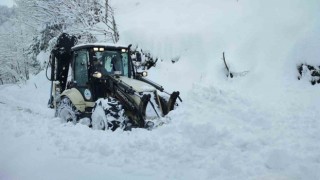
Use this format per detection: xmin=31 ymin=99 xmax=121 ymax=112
xmin=94 ymin=50 xmax=129 ymax=76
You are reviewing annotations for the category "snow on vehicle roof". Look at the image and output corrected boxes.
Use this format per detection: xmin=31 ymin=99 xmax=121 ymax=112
xmin=72 ymin=43 xmax=128 ymax=50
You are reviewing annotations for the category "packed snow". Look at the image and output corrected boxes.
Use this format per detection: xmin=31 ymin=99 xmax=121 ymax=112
xmin=1 ymin=0 xmax=320 ymax=180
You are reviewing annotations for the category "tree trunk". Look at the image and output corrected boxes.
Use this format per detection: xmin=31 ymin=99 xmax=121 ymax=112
xmin=12 ymin=75 xmax=17 ymax=83
xmin=24 ymin=63 xmax=29 ymax=80
xmin=112 ymin=16 xmax=119 ymax=43
xmin=105 ymin=0 xmax=109 ymax=23
xmin=93 ymin=0 xmax=100 ymax=22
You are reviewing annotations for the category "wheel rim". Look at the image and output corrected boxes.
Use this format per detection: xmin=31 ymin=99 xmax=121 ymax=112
xmin=92 ymin=116 xmax=105 ymax=130
xmin=57 ymin=98 xmax=77 ymax=123
xmin=91 ymin=105 xmax=107 ymax=130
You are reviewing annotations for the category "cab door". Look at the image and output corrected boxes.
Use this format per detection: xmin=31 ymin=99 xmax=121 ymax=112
xmin=73 ymin=50 xmax=91 ymax=101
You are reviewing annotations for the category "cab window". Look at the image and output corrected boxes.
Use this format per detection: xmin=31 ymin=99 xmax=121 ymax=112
xmin=94 ymin=50 xmax=129 ymax=77
xmin=74 ymin=50 xmax=89 ymax=86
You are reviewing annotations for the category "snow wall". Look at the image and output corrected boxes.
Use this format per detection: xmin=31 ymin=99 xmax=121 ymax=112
xmin=111 ymin=0 xmax=320 ymax=95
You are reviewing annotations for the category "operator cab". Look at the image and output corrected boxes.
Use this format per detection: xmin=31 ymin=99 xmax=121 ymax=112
xmin=72 ymin=43 xmax=131 ymax=78
xmin=70 ymin=44 xmax=132 ymax=101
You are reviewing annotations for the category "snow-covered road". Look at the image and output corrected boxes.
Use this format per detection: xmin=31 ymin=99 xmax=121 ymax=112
xmin=1 ymin=71 xmax=320 ymax=180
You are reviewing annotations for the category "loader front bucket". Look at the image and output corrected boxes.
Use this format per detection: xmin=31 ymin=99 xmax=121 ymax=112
xmin=167 ymin=91 xmax=180 ymax=112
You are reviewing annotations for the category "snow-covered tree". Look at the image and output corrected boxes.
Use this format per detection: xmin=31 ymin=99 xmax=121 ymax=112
xmin=0 ymin=18 xmax=40 ymax=83
xmin=0 ymin=5 xmax=39 ymax=84
xmin=0 ymin=0 xmax=119 ymax=84
xmin=14 ymin=0 xmax=119 ymax=44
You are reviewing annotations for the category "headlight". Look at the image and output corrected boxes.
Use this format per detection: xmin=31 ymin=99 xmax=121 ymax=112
xmin=137 ymin=71 xmax=148 ymax=77
xmin=142 ymin=71 xmax=148 ymax=77
xmin=93 ymin=72 xmax=102 ymax=78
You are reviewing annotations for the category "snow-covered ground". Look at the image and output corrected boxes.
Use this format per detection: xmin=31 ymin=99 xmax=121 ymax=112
xmin=1 ymin=0 xmax=320 ymax=180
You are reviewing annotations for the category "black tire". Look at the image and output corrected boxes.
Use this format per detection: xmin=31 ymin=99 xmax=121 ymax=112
xmin=56 ymin=97 xmax=78 ymax=124
xmin=91 ymin=97 xmax=130 ymax=131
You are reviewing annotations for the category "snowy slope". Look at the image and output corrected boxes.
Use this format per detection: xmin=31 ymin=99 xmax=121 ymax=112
xmin=1 ymin=0 xmax=320 ymax=180
xmin=113 ymin=0 xmax=320 ymax=92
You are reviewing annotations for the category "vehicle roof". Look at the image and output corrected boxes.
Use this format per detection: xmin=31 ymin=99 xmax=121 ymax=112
xmin=72 ymin=43 xmax=129 ymax=51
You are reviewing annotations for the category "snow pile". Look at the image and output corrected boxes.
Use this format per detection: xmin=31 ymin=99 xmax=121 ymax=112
xmin=113 ymin=0 xmax=320 ymax=90
xmin=1 ymin=0 xmax=320 ymax=180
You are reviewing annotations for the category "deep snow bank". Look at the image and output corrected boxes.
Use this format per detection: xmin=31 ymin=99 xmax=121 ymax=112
xmin=112 ymin=0 xmax=320 ymax=91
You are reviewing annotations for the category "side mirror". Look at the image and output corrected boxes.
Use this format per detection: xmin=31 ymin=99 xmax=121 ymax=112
xmin=136 ymin=52 xmax=142 ymax=62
